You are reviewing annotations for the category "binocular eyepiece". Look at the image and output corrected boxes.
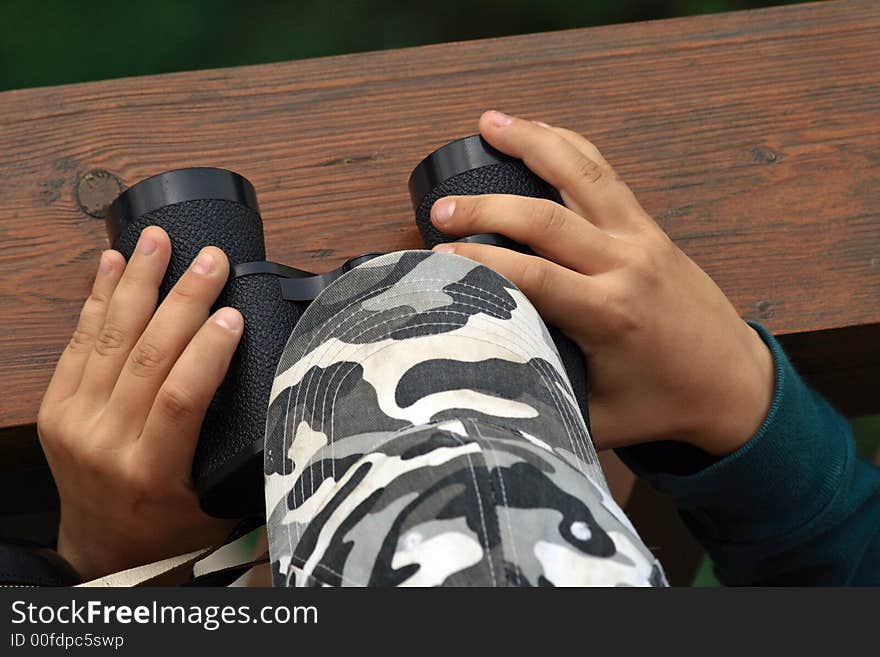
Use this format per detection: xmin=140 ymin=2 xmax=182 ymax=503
xmin=108 ymin=135 xmax=583 ymax=519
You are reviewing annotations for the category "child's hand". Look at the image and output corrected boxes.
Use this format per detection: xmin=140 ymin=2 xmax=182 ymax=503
xmin=431 ymin=111 xmax=774 ymax=457
xmin=37 ymin=227 xmax=243 ymax=580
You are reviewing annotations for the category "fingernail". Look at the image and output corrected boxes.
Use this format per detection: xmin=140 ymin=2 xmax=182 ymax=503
xmin=98 ymin=250 xmax=114 ymax=275
xmin=432 ymin=198 xmax=456 ymax=224
xmin=488 ymin=110 xmax=513 ymax=127
xmin=533 ymin=120 xmax=551 ymax=128
xmin=137 ymin=232 xmax=157 ymax=255
xmin=192 ymin=250 xmax=215 ymax=275
xmin=213 ymin=308 xmax=242 ymax=331
xmin=433 ymin=244 xmax=456 ymax=254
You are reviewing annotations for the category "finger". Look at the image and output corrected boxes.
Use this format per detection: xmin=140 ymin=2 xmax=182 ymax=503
xmin=430 ymin=194 xmax=622 ymax=274
xmin=44 ymin=250 xmax=126 ymax=404
xmin=541 ymin=121 xmax=665 ymax=236
xmin=138 ymin=307 xmax=243 ymax=478
xmin=479 ymin=111 xmax=643 ymax=232
xmin=533 ymin=122 xmax=610 ymax=167
xmin=77 ymin=227 xmax=171 ymax=404
xmin=433 ymin=242 xmax=602 ymax=342
xmin=109 ymin=247 xmax=230 ymax=429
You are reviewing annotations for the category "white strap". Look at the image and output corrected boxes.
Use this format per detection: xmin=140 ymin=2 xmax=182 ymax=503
xmin=76 ymin=525 xmax=266 ymax=587
xmin=77 ymin=548 xmax=211 ymax=587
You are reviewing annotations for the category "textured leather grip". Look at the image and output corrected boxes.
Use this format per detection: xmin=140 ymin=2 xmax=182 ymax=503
xmin=414 ymin=160 xmax=559 ymax=248
xmin=111 ymin=198 xmax=301 ymax=518
xmin=412 ymin=160 xmax=590 ymax=429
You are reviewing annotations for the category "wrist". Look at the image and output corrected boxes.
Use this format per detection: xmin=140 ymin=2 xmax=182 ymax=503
xmin=687 ymin=322 xmax=775 ymax=457
xmin=57 ymin=518 xmax=135 ymax=581
xmin=56 ymin=526 xmax=99 ymax=582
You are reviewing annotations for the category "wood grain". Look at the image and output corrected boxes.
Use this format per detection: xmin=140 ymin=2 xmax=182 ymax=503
xmin=1 ymin=0 xmax=878 ymax=436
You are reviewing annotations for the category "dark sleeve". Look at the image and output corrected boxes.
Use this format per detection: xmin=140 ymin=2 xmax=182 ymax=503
xmin=615 ymin=322 xmax=880 ymax=585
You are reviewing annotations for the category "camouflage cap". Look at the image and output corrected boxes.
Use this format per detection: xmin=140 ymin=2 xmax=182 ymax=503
xmin=264 ymin=250 xmax=665 ymax=587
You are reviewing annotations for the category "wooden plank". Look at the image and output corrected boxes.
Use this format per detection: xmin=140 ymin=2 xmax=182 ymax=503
xmin=1 ymin=0 xmax=878 ymax=438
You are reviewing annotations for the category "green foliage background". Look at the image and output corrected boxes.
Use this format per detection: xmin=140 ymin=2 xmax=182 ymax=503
xmin=1 ymin=0 xmax=807 ymax=91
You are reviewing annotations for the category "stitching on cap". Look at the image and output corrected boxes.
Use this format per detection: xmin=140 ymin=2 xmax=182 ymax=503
xmin=278 ymin=264 xmax=590 ymax=580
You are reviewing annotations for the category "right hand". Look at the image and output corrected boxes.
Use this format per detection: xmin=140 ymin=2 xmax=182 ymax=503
xmin=430 ymin=111 xmax=774 ymax=457
xmin=37 ymin=227 xmax=242 ymax=581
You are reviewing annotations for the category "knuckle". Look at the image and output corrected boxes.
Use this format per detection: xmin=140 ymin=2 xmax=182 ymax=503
xmin=94 ymin=323 xmax=128 ymax=356
xmin=68 ymin=327 xmax=94 ymax=353
xmin=168 ymin=280 xmax=201 ymax=304
xmin=464 ymin=195 xmax=490 ymax=225
xmin=122 ymin=460 xmax=159 ymax=501
xmin=113 ymin=275 xmax=140 ymax=296
xmin=85 ymin=289 xmax=110 ymax=309
xmin=36 ymin=405 xmax=59 ymax=439
xmin=520 ymin=257 xmax=552 ymax=296
xmin=628 ymin=238 xmax=670 ymax=284
xmin=528 ymin=200 xmax=567 ymax=234
xmin=631 ymin=253 xmax=662 ymax=289
xmin=575 ymin=156 xmax=605 ymax=184
xmin=602 ymin=282 xmax=641 ymax=335
xmin=628 ymin=246 xmax=655 ymax=273
xmin=129 ymin=341 xmax=167 ymax=377
xmin=156 ymin=384 xmax=198 ymax=423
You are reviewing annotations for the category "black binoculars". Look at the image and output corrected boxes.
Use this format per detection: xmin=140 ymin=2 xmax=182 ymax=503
xmin=107 ymin=135 xmax=589 ymax=519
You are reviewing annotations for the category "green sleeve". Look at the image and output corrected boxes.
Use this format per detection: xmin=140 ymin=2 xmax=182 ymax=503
xmin=616 ymin=322 xmax=880 ymax=585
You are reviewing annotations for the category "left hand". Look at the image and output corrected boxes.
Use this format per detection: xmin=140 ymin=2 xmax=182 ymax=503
xmin=37 ymin=228 xmax=242 ymax=580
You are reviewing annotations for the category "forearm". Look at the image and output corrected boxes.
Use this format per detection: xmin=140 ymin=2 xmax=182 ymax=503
xmin=617 ymin=322 xmax=880 ymax=585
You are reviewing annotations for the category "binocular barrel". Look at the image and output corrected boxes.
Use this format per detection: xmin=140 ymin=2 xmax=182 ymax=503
xmin=409 ymin=135 xmax=560 ymax=248
xmin=106 ymin=138 xmax=587 ymax=520
xmin=409 ymin=136 xmax=589 ymax=427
